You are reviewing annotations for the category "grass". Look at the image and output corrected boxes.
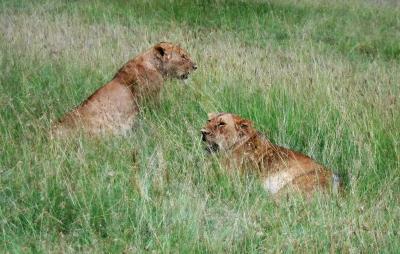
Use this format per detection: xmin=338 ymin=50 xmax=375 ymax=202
xmin=0 ymin=0 xmax=399 ymax=252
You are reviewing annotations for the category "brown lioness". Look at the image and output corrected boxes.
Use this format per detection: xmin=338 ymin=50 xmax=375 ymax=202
xmin=201 ymin=112 xmax=341 ymax=198
xmin=52 ymin=42 xmax=197 ymax=136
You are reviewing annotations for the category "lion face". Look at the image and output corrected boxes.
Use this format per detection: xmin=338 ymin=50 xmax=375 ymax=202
xmin=201 ymin=113 xmax=255 ymax=153
xmin=154 ymin=42 xmax=197 ymax=80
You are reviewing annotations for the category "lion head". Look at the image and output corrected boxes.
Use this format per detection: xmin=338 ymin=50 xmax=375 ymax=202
xmin=201 ymin=112 xmax=257 ymax=153
xmin=153 ymin=42 xmax=197 ymax=80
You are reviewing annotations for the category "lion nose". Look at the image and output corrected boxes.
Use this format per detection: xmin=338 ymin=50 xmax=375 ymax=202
xmin=192 ymin=63 xmax=197 ymax=70
xmin=201 ymin=129 xmax=209 ymax=141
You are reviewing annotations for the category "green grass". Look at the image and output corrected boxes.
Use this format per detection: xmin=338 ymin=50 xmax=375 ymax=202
xmin=0 ymin=0 xmax=399 ymax=252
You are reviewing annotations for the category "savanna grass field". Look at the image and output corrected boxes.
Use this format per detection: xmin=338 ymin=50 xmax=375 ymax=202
xmin=1 ymin=0 xmax=399 ymax=252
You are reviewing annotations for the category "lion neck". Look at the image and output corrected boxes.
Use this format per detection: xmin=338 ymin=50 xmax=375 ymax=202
xmin=151 ymin=53 xmax=168 ymax=78
xmin=226 ymin=132 xmax=266 ymax=170
xmin=227 ymin=131 xmax=289 ymax=175
xmin=112 ymin=50 xmax=166 ymax=87
xmin=233 ymin=131 xmax=268 ymax=153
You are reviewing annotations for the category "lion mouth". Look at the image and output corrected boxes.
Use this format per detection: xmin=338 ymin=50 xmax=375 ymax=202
xmin=179 ymin=73 xmax=189 ymax=80
xmin=205 ymin=142 xmax=219 ymax=153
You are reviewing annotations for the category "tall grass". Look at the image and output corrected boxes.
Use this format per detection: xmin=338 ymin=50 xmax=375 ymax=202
xmin=0 ymin=0 xmax=399 ymax=252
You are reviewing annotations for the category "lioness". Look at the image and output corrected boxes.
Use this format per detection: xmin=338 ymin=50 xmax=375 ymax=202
xmin=201 ymin=112 xmax=341 ymax=198
xmin=52 ymin=42 xmax=197 ymax=136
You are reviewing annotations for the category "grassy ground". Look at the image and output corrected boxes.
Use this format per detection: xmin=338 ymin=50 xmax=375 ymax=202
xmin=0 ymin=0 xmax=399 ymax=252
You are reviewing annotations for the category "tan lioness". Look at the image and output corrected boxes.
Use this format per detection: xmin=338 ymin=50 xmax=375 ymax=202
xmin=52 ymin=42 xmax=197 ymax=136
xmin=201 ymin=112 xmax=341 ymax=198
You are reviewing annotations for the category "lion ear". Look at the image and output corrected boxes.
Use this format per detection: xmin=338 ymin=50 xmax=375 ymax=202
xmin=154 ymin=44 xmax=166 ymax=57
xmin=238 ymin=119 xmax=252 ymax=129
xmin=207 ymin=112 xmax=218 ymax=120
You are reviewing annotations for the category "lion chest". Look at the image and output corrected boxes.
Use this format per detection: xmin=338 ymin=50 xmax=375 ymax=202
xmin=263 ymin=171 xmax=295 ymax=194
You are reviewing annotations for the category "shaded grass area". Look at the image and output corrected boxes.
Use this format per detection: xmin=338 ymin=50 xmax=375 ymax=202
xmin=94 ymin=0 xmax=400 ymax=61
xmin=3 ymin=0 xmax=398 ymax=60
xmin=0 ymin=0 xmax=399 ymax=252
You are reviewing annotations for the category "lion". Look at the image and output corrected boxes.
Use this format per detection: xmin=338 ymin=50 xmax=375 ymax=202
xmin=201 ymin=112 xmax=341 ymax=199
xmin=52 ymin=42 xmax=197 ymax=136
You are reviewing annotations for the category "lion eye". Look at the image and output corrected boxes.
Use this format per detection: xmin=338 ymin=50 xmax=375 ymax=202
xmin=218 ymin=122 xmax=226 ymax=127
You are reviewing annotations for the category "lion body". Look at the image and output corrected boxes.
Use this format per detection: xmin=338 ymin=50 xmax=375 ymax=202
xmin=230 ymin=135 xmax=334 ymax=197
xmin=52 ymin=42 xmax=196 ymax=136
xmin=201 ymin=113 xmax=339 ymax=198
